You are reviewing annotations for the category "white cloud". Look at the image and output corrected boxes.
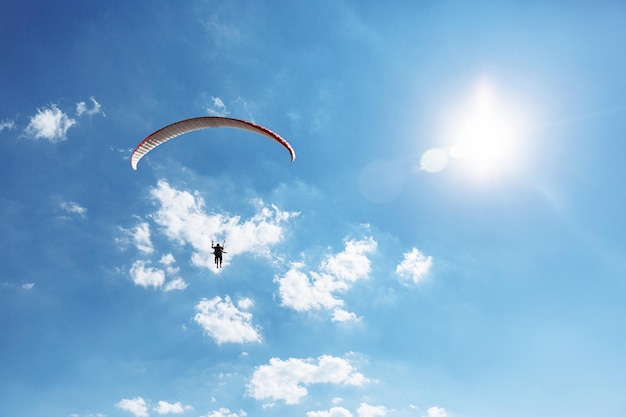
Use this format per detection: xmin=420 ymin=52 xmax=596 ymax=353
xmin=150 ymin=180 xmax=297 ymax=272
xmin=322 ymin=238 xmax=377 ymax=282
xmin=275 ymin=263 xmax=343 ymax=311
xmin=134 ymin=222 xmax=154 ymax=254
xmin=309 ymin=404 xmax=387 ymax=417
xmin=275 ymin=237 xmax=376 ymax=320
xmin=127 ymin=251 xmax=186 ymax=292
xmin=154 ymin=400 xmax=193 ymax=414
xmin=194 ymin=296 xmax=261 ymax=344
xmin=332 ymin=309 xmax=361 ymax=323
xmin=116 ymin=397 xmax=149 ymax=417
xmin=423 ymin=407 xmax=447 ymax=417
xmin=163 ymin=277 xmax=188 ymax=292
xmin=201 ymin=408 xmax=247 ymax=417
xmin=160 ymin=253 xmax=181 ymax=275
xmin=307 ymin=407 xmax=353 ymax=417
xmin=357 ymin=403 xmax=387 ymax=417
xmin=76 ymin=97 xmax=103 ymax=117
xmin=24 ymin=104 xmax=76 ymax=142
xmin=160 ymin=253 xmax=176 ymax=265
xmin=60 ymin=201 xmax=87 ymax=218
xmin=237 ymin=297 xmax=254 ymax=310
xmin=395 ymin=248 xmax=433 ymax=285
xmin=247 ymin=354 xmax=368 ymax=405
xmin=130 ymin=260 xmax=165 ymax=288
xmin=22 ymin=283 xmax=35 ymax=290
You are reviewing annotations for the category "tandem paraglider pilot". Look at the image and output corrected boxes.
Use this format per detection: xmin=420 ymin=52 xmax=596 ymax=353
xmin=211 ymin=241 xmax=226 ymax=268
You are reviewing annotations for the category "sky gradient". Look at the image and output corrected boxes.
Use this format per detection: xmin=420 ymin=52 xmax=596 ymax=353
xmin=2 ymin=1 xmax=626 ymax=417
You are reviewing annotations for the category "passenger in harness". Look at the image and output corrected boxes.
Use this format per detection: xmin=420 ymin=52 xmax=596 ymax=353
xmin=211 ymin=241 xmax=226 ymax=268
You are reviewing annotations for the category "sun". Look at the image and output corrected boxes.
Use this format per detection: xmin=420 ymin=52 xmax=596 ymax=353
xmin=445 ymin=80 xmax=523 ymax=180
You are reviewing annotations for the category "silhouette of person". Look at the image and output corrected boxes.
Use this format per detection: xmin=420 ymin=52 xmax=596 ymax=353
xmin=211 ymin=242 xmax=226 ymax=268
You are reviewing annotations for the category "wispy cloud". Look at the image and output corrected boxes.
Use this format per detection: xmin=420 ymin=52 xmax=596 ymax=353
xmin=275 ymin=237 xmax=377 ymax=321
xmin=150 ymin=180 xmax=297 ymax=272
xmin=22 ymin=283 xmax=35 ymax=290
xmin=395 ymin=248 xmax=433 ymax=285
xmin=202 ymin=14 xmax=243 ymax=48
xmin=76 ymin=97 xmax=104 ymax=117
xmin=194 ymin=296 xmax=261 ymax=344
xmin=133 ymin=222 xmax=154 ymax=254
xmin=206 ymin=96 xmax=229 ymax=116
xmin=247 ymin=354 xmax=368 ymax=405
xmin=60 ymin=201 xmax=87 ymax=218
xmin=116 ymin=397 xmax=149 ymax=417
xmin=0 ymin=119 xmax=15 ymax=133
xmin=24 ymin=104 xmax=76 ymax=142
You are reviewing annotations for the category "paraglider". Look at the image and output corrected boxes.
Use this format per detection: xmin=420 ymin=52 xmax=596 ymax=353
xmin=130 ymin=116 xmax=296 ymax=170
xmin=211 ymin=241 xmax=226 ymax=268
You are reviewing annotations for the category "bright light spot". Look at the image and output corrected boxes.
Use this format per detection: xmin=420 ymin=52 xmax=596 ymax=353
xmin=446 ymin=80 xmax=524 ymax=180
xmin=420 ymin=148 xmax=448 ymax=173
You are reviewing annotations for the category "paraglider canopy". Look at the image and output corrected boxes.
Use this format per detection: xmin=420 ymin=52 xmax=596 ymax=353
xmin=130 ymin=116 xmax=296 ymax=170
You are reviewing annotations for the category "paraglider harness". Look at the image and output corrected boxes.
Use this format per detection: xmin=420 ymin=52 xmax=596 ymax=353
xmin=211 ymin=240 xmax=226 ymax=268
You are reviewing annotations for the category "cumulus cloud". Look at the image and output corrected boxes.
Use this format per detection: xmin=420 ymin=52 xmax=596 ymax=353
xmin=160 ymin=253 xmax=176 ymax=267
xmin=247 ymin=354 xmax=368 ymax=405
xmin=423 ymin=407 xmax=447 ymax=417
xmin=76 ymin=97 xmax=103 ymax=116
xmin=357 ymin=403 xmax=387 ymax=417
xmin=308 ymin=404 xmax=386 ymax=417
xmin=129 ymin=256 xmax=187 ymax=292
xmin=307 ymin=407 xmax=353 ymax=417
xmin=275 ymin=237 xmax=376 ymax=321
xmin=237 ymin=297 xmax=254 ymax=310
xmin=116 ymin=397 xmax=149 ymax=417
xmin=395 ymin=248 xmax=433 ymax=285
xmin=60 ymin=201 xmax=87 ymax=218
xmin=163 ymin=277 xmax=188 ymax=291
xmin=194 ymin=296 xmax=261 ymax=344
xmin=332 ymin=309 xmax=360 ymax=323
xmin=22 ymin=98 xmax=102 ymax=142
xmin=150 ymin=180 xmax=297 ymax=272
xmin=153 ymin=400 xmax=193 ymax=414
xmin=24 ymin=104 xmax=76 ymax=142
xmin=130 ymin=260 xmax=166 ymax=289
xmin=201 ymin=408 xmax=247 ymax=417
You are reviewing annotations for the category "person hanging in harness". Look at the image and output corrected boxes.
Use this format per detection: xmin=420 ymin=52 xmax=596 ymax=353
xmin=211 ymin=241 xmax=226 ymax=268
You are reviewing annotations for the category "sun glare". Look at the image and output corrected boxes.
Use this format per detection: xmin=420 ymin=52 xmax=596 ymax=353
xmin=451 ymin=82 xmax=521 ymax=178
xmin=423 ymin=80 xmax=525 ymax=181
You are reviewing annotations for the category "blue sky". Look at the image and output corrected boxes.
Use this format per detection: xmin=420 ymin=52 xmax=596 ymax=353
xmin=2 ymin=1 xmax=626 ymax=416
